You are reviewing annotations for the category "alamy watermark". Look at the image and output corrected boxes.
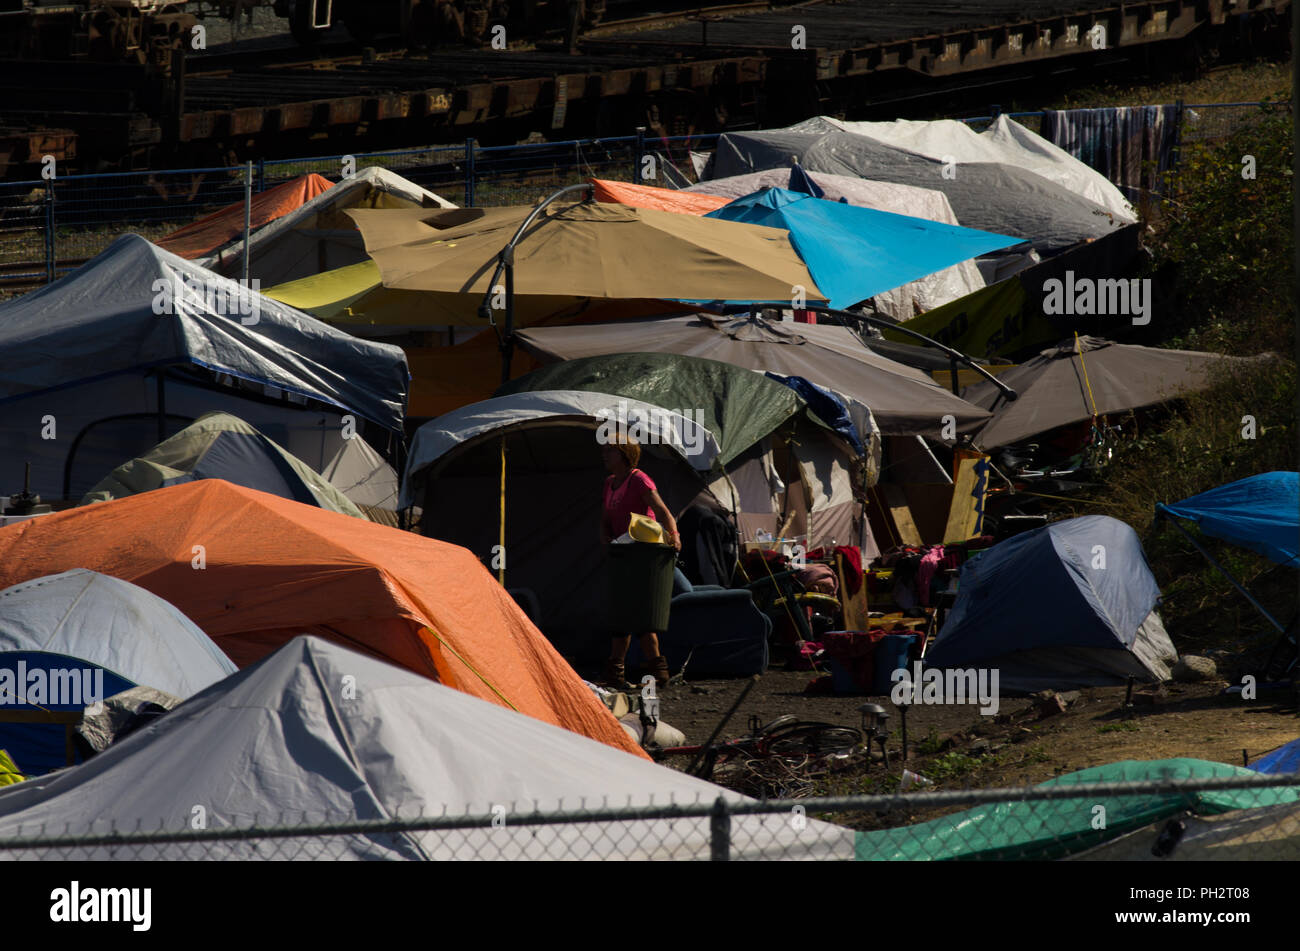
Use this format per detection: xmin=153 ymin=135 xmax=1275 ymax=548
xmin=1042 ymin=271 xmax=1151 ymax=326
xmin=0 ymin=662 xmax=104 ymax=714
xmin=594 ymin=399 xmax=707 ymax=457
xmin=151 ymin=274 xmax=262 ymax=326
xmin=890 ymin=662 xmax=1000 ymax=715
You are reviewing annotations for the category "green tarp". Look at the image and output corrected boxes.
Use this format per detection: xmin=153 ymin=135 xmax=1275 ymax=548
xmin=854 ymin=758 xmax=1300 ymax=861
xmin=496 ymin=353 xmax=815 ymax=468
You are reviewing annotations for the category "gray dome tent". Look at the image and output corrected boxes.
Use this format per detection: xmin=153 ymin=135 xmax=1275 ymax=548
xmin=926 ymin=515 xmax=1178 ymax=693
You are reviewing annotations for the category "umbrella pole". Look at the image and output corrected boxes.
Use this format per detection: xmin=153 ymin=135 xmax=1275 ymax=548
xmin=1156 ymin=505 xmax=1287 ymax=634
xmin=477 ymin=183 xmax=594 ymax=385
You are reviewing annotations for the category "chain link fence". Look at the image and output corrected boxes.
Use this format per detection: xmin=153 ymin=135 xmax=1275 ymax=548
xmin=2 ymin=771 xmax=1297 ymax=860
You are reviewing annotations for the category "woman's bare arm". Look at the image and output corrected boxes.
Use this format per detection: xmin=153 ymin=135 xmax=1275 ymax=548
xmin=645 ymin=488 xmax=681 ymax=551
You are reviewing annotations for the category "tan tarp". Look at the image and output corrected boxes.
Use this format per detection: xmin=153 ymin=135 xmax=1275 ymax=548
xmin=345 ymin=200 xmax=826 ymax=311
xmin=516 ymin=314 xmax=991 ymax=438
xmin=962 ymin=336 xmax=1244 ymax=449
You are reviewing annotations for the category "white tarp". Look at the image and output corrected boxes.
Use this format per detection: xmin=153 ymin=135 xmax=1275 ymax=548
xmin=0 ymin=569 xmax=236 ymax=697
xmin=0 ymin=636 xmax=856 ymax=860
xmin=402 ymin=390 xmax=723 ymax=509
xmin=801 ymin=116 xmax=1136 ymax=222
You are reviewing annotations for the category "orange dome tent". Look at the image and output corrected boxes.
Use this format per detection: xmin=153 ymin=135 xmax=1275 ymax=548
xmin=0 ymin=479 xmax=645 ymax=758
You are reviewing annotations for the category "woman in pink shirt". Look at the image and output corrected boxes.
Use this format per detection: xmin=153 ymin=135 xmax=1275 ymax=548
xmin=600 ymin=435 xmax=680 ymax=690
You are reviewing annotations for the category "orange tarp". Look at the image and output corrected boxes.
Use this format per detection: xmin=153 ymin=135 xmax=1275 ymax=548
xmin=0 ymin=480 xmax=646 ymax=759
xmin=590 ymin=178 xmax=730 ymax=216
xmin=157 ymin=173 xmax=335 ymax=260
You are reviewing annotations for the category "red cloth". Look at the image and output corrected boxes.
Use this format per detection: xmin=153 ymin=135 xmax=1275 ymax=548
xmin=808 ymin=545 xmax=863 ymax=596
xmin=602 ymin=468 xmax=656 ymax=541
xmin=741 ymin=548 xmax=786 ymax=580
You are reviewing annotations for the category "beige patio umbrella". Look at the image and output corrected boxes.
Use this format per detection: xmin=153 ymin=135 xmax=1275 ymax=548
xmin=345 ymin=198 xmax=826 ymax=307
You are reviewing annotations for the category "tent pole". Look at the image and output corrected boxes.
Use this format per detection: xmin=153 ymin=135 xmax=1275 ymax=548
xmin=156 ymin=372 xmax=166 ymax=444
xmin=1156 ymin=505 xmax=1287 ymax=635
xmin=500 ymin=257 xmax=515 ymax=385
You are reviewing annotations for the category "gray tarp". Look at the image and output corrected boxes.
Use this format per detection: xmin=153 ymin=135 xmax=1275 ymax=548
xmin=708 ymin=118 xmax=1130 ymax=257
xmin=0 ymin=234 xmax=409 ymax=497
xmin=0 ymin=233 xmax=409 ymax=431
xmin=515 ymin=314 xmax=990 ymax=438
xmin=0 ymin=636 xmax=856 ymax=860
xmin=962 ymin=336 xmax=1243 ymax=449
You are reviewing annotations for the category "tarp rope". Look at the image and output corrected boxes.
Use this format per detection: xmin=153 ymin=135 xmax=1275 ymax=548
xmin=867 ymin=483 xmax=901 ymax=550
xmin=498 ymin=436 xmax=506 ymax=585
xmin=1074 ymin=331 xmax=1100 ymax=420
xmin=420 ymin=623 xmax=520 ymax=712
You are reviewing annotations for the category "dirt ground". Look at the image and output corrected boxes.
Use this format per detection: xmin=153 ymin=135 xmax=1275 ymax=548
xmin=639 ymin=660 xmax=1299 ymax=827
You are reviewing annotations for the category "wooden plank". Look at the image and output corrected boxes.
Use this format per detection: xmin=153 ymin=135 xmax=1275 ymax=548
xmin=944 ymin=454 xmax=991 ymax=543
xmin=879 ymin=484 xmax=923 ymax=547
xmin=836 ymin=552 xmax=871 ymax=631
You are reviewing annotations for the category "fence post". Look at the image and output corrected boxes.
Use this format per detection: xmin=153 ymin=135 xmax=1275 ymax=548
xmin=1170 ymin=98 xmax=1185 ymax=173
xmin=465 ymin=138 xmax=476 ymax=207
xmin=710 ymin=796 xmax=731 ymax=861
xmin=634 ymin=126 xmax=646 ymax=183
xmin=43 ymin=178 xmax=55 ymax=285
xmin=242 ymin=161 xmax=253 ymax=281
xmin=256 ymin=157 xmax=266 ymax=193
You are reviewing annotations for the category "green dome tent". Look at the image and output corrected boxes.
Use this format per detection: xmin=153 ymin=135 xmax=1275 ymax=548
xmin=81 ymin=412 xmax=365 ymax=518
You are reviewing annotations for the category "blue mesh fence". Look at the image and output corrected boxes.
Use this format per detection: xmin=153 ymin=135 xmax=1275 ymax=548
xmin=0 ymin=101 xmax=1271 ymax=299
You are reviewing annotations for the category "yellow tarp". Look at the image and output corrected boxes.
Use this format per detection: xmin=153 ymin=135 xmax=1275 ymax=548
xmin=0 ymin=749 xmax=25 ymax=787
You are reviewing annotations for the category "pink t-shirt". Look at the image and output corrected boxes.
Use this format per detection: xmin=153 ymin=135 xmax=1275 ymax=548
xmin=603 ymin=468 xmax=657 ymax=540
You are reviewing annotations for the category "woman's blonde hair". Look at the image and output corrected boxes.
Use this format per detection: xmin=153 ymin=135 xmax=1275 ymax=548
xmin=607 ymin=433 xmax=640 ymax=468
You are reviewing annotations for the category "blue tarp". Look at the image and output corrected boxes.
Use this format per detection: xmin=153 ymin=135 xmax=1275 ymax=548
xmin=704 ymin=187 xmax=1023 ymax=310
xmin=763 ymin=371 xmax=864 ymax=454
xmin=927 ymin=515 xmax=1167 ymax=690
xmin=1252 ymin=738 xmax=1300 ymax=775
xmin=1158 ymin=472 xmax=1300 ymax=568
xmin=787 ymin=164 xmax=826 ymax=199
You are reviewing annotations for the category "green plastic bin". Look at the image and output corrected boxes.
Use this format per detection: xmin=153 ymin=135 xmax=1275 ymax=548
xmin=607 ymin=542 xmax=676 ymax=633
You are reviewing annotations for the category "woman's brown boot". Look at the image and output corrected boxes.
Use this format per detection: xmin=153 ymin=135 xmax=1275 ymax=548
xmin=600 ymin=659 xmax=629 ymax=690
xmin=650 ymin=654 xmax=671 ymax=689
